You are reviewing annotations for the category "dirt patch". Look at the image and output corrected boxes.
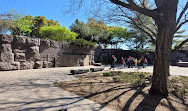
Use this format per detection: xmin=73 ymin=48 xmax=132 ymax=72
xmin=56 ymin=72 xmax=188 ymax=111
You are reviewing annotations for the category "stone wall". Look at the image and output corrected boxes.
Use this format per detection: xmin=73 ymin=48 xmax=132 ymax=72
xmin=95 ymin=48 xmax=188 ymax=66
xmin=0 ymin=34 xmax=94 ymax=71
xmin=171 ymin=50 xmax=188 ymax=66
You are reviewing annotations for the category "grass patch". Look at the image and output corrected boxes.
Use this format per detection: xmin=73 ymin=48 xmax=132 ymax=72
xmin=103 ymin=71 xmax=151 ymax=86
xmin=168 ymin=76 xmax=188 ymax=97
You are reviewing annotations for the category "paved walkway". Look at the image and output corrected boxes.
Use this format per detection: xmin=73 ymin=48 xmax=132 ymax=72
xmin=0 ymin=66 xmax=113 ymax=111
xmin=104 ymin=66 xmax=188 ymax=76
xmin=0 ymin=66 xmax=187 ymax=111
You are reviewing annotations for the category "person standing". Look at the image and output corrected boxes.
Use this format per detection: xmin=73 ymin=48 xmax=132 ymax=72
xmin=120 ymin=57 xmax=125 ymax=69
xmin=127 ymin=56 xmax=131 ymax=68
xmin=124 ymin=57 xmax=127 ymax=67
xmin=144 ymin=58 xmax=148 ymax=68
xmin=110 ymin=55 xmax=117 ymax=70
xmin=142 ymin=57 xmax=145 ymax=68
xmin=134 ymin=58 xmax=138 ymax=68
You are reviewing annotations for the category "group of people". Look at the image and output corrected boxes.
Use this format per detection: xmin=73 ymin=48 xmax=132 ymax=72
xmin=110 ymin=55 xmax=148 ymax=70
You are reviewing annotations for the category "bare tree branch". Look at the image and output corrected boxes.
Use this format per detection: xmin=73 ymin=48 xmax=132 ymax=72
xmin=176 ymin=2 xmax=188 ymax=25
xmin=126 ymin=17 xmax=156 ymax=44
xmin=176 ymin=20 xmax=188 ymax=32
xmin=117 ymin=6 xmax=157 ymax=41
xmin=172 ymin=38 xmax=188 ymax=54
xmin=109 ymin=0 xmax=158 ymax=18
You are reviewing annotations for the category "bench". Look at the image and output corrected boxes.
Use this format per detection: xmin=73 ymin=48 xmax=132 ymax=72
xmin=93 ymin=63 xmax=101 ymax=66
xmin=90 ymin=68 xmax=104 ymax=72
xmin=70 ymin=69 xmax=90 ymax=74
xmin=178 ymin=62 xmax=188 ymax=67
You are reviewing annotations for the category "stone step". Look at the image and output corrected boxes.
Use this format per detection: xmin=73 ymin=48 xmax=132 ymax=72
xmin=93 ymin=63 xmax=101 ymax=66
xmin=90 ymin=68 xmax=104 ymax=72
xmin=70 ymin=69 xmax=90 ymax=74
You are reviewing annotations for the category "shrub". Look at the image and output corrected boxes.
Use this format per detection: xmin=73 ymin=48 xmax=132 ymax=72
xmin=70 ymin=39 xmax=96 ymax=48
xmin=40 ymin=26 xmax=77 ymax=41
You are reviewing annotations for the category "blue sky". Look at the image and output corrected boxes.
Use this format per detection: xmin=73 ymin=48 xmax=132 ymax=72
xmin=0 ymin=0 xmax=187 ymax=50
xmin=0 ymin=0 xmax=88 ymax=28
xmin=1 ymin=0 xmax=187 ymax=31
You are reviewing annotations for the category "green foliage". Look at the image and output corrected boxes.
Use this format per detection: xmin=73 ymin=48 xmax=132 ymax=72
xmin=8 ymin=13 xmax=61 ymax=37
xmin=103 ymin=71 xmax=151 ymax=86
xmin=40 ymin=26 xmax=77 ymax=41
xmin=11 ymin=15 xmax=33 ymax=35
xmin=70 ymin=18 xmax=131 ymax=49
xmin=70 ymin=39 xmax=96 ymax=48
xmin=103 ymin=71 xmax=123 ymax=76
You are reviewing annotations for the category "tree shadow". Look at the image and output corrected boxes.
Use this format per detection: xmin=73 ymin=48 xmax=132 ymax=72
xmin=58 ymin=73 xmax=187 ymax=111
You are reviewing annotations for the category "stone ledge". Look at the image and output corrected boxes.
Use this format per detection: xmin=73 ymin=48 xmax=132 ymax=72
xmin=178 ymin=62 xmax=188 ymax=67
xmin=90 ymin=68 xmax=104 ymax=72
xmin=70 ymin=69 xmax=90 ymax=74
xmin=0 ymin=62 xmax=20 ymax=71
xmin=93 ymin=63 xmax=101 ymax=66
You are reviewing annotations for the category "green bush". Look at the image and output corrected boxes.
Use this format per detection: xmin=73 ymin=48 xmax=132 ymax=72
xmin=70 ymin=39 xmax=96 ymax=48
xmin=40 ymin=26 xmax=77 ymax=41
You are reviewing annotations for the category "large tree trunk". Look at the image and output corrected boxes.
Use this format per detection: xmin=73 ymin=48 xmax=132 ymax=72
xmin=149 ymin=24 xmax=173 ymax=96
xmin=149 ymin=0 xmax=178 ymax=96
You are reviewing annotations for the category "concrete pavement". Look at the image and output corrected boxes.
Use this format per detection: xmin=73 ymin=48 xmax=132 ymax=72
xmin=0 ymin=65 xmax=187 ymax=111
xmin=104 ymin=66 xmax=188 ymax=76
xmin=0 ymin=66 xmax=113 ymax=111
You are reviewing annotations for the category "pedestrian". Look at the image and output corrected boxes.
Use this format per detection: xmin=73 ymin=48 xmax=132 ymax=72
xmin=144 ymin=58 xmax=148 ymax=68
xmin=110 ymin=55 xmax=117 ymax=70
xmin=127 ymin=56 xmax=131 ymax=68
xmin=142 ymin=57 xmax=145 ymax=68
xmin=124 ymin=57 xmax=127 ymax=67
xmin=120 ymin=57 xmax=125 ymax=69
xmin=130 ymin=57 xmax=134 ymax=68
xmin=134 ymin=58 xmax=138 ymax=68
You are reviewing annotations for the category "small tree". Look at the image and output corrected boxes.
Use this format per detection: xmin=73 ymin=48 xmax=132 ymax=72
xmin=40 ymin=26 xmax=77 ymax=41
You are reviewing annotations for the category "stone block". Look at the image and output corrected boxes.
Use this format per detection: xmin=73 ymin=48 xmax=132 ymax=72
xmin=13 ymin=35 xmax=26 ymax=44
xmin=14 ymin=53 xmax=26 ymax=62
xmin=20 ymin=61 xmax=34 ymax=70
xmin=178 ymin=62 xmax=188 ymax=67
xmin=50 ymin=40 xmax=62 ymax=48
xmin=0 ymin=52 xmax=14 ymax=62
xmin=43 ymin=61 xmax=52 ymax=68
xmin=13 ymin=49 xmax=26 ymax=53
xmin=78 ymin=59 xmax=84 ymax=66
xmin=34 ymin=61 xmax=43 ymax=69
xmin=29 ymin=46 xmax=39 ymax=54
xmin=0 ymin=62 xmax=20 ymax=71
xmin=26 ymin=53 xmax=40 ymax=61
xmin=0 ymin=44 xmax=12 ymax=52
xmin=26 ymin=38 xmax=40 ymax=46
xmin=0 ymin=34 xmax=13 ymax=43
xmin=90 ymin=68 xmax=104 ymax=72
xmin=93 ymin=63 xmax=101 ymax=66
xmin=70 ymin=69 xmax=90 ymax=74
xmin=26 ymin=46 xmax=40 ymax=61
xmin=62 ymin=42 xmax=69 ymax=48
xmin=40 ymin=39 xmax=50 ymax=47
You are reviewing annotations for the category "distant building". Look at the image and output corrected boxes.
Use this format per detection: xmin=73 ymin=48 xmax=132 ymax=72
xmin=171 ymin=43 xmax=188 ymax=66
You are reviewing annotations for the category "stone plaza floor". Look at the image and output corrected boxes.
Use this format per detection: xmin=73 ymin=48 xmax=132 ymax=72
xmin=0 ymin=66 xmax=187 ymax=111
